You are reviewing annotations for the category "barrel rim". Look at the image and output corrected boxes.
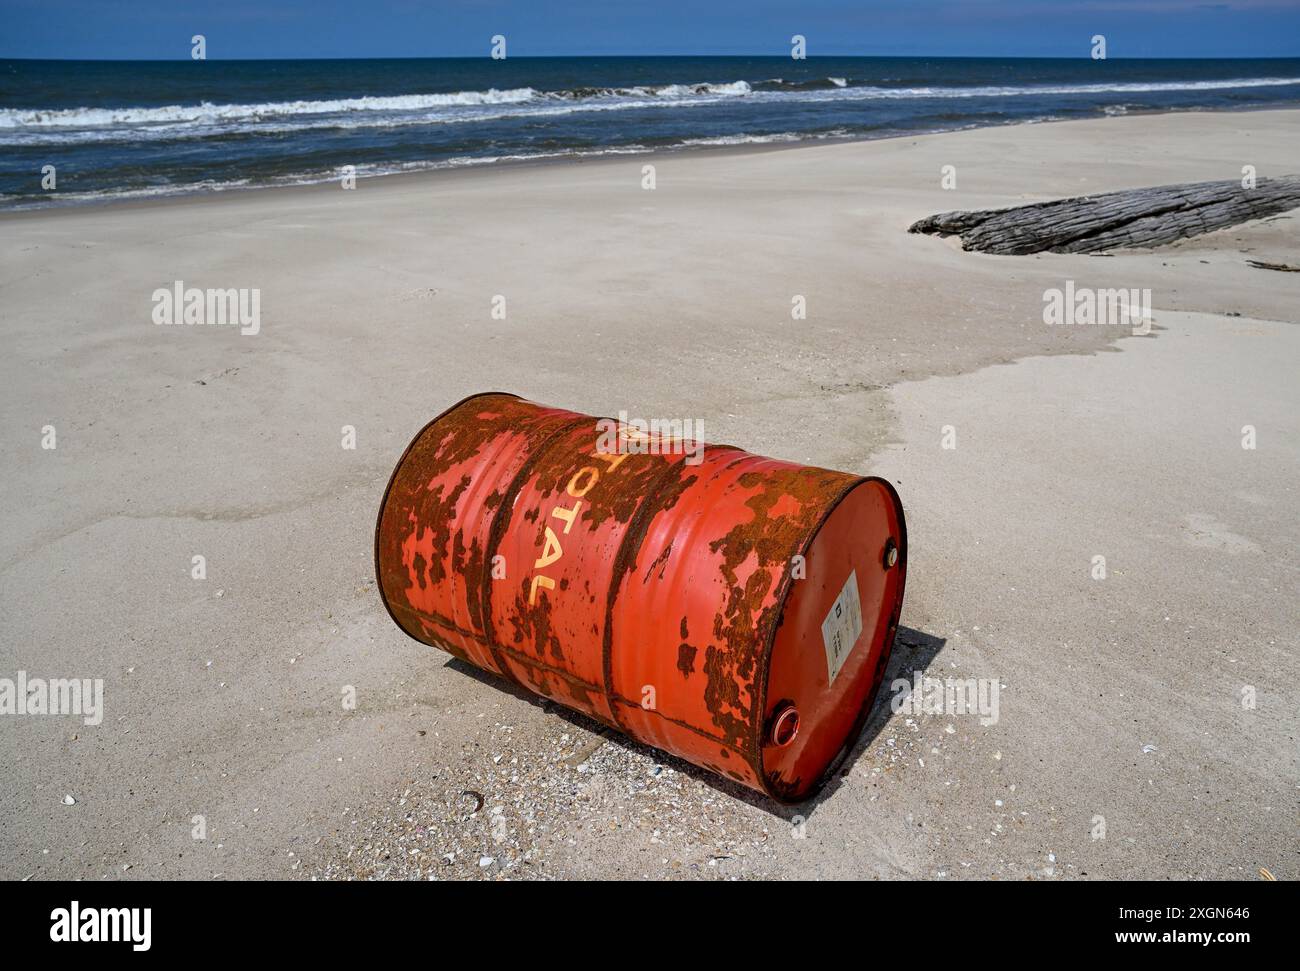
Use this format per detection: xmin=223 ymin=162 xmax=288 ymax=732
xmin=753 ymin=474 xmax=908 ymax=805
xmin=373 ymin=391 xmax=522 ymax=649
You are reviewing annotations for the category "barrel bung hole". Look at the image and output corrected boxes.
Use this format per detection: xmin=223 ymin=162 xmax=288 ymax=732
xmin=770 ymin=704 xmax=800 ymax=748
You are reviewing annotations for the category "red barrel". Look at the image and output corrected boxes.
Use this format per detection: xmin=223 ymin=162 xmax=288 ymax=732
xmin=375 ymin=393 xmax=906 ymax=802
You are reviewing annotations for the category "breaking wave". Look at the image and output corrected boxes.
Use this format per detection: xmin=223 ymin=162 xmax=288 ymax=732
xmin=8 ymin=74 xmax=1298 ymax=142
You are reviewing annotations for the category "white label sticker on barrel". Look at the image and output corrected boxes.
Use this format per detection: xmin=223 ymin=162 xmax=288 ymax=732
xmin=821 ymin=570 xmax=863 ymax=685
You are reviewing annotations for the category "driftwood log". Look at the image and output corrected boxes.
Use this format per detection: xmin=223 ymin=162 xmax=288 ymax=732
xmin=909 ymin=176 xmax=1300 ymax=255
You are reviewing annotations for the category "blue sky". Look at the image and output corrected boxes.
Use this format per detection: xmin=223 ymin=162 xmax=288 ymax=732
xmin=3 ymin=0 xmax=1299 ymax=59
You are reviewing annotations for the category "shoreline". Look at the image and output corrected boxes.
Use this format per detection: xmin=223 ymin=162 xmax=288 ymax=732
xmin=4 ymin=102 xmax=1298 ymax=219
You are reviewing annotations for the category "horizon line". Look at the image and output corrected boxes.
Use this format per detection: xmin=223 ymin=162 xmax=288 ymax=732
xmin=5 ymin=53 xmax=1300 ymax=64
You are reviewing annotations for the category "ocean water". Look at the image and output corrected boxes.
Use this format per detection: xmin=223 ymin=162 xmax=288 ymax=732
xmin=3 ymin=56 xmax=1299 ymax=208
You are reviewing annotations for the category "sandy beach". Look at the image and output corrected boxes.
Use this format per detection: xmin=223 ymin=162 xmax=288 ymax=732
xmin=1 ymin=107 xmax=1297 ymax=880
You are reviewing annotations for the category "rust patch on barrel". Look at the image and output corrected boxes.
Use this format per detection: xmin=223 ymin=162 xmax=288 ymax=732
xmin=608 ymin=464 xmax=695 ymax=593
xmin=677 ymin=642 xmax=697 ymax=678
xmin=415 ymin=397 xmax=524 ymax=478
xmin=384 ymin=394 xmax=544 ymax=626
xmin=508 ymin=574 xmax=565 ymax=663
xmin=677 ymin=614 xmax=696 ymax=676
xmin=537 ymin=442 xmax=680 ymax=530
xmin=402 ymin=473 xmax=471 ymax=593
xmin=459 ymin=534 xmax=488 ymax=633
xmin=643 ymin=541 xmax=673 ymax=583
xmin=701 ymin=466 xmax=851 ymax=757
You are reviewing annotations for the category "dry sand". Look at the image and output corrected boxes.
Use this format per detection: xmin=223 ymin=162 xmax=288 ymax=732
xmin=1 ymin=108 xmax=1296 ymax=880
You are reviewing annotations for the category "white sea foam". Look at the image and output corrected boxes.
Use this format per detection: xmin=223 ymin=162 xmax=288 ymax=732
xmin=2 ymin=75 xmax=1296 ymax=144
xmin=676 ymin=129 xmax=851 ymax=147
xmin=653 ymin=80 xmax=753 ymax=97
xmin=0 ymin=87 xmax=541 ymax=129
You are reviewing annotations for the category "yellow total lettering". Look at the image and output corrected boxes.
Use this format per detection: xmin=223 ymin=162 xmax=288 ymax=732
xmin=550 ymin=500 xmax=583 ymax=534
xmin=533 ymin=525 xmax=563 ymax=570
xmin=529 ymin=574 xmax=555 ymax=605
xmin=592 ymin=451 xmax=631 ymax=473
xmin=567 ymin=467 xmax=599 ymax=498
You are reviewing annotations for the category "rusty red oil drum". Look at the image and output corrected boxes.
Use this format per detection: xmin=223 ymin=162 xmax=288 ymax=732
xmin=375 ymin=392 xmax=906 ymax=802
